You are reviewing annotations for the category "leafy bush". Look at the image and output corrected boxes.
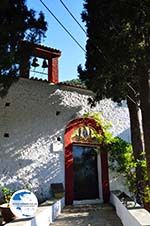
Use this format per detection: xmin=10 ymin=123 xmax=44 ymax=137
xmin=0 ymin=186 xmax=16 ymax=205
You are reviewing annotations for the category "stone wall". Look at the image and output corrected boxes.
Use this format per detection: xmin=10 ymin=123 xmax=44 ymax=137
xmin=0 ymin=78 xmax=130 ymax=201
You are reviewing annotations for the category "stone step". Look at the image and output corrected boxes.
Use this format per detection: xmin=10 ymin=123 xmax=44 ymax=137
xmin=62 ymin=203 xmax=114 ymax=213
xmin=50 ymin=203 xmax=123 ymax=226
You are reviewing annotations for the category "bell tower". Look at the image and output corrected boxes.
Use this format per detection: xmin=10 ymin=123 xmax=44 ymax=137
xmin=19 ymin=41 xmax=61 ymax=84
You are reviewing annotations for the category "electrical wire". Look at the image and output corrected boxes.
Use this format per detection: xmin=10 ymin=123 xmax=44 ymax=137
xmin=127 ymin=95 xmax=140 ymax=107
xmin=127 ymin=83 xmax=139 ymax=96
xmin=59 ymin=0 xmax=127 ymax=82
xmin=58 ymin=0 xmax=110 ymax=62
xmin=58 ymin=0 xmax=140 ymax=106
xmin=40 ymin=0 xmax=119 ymax=75
xmin=59 ymin=0 xmax=86 ymax=34
xmin=39 ymin=0 xmax=86 ymax=53
xmin=40 ymin=0 xmax=138 ymax=106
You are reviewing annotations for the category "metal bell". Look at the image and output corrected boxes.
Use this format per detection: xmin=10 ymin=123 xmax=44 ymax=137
xmin=42 ymin=59 xmax=48 ymax=68
xmin=31 ymin=57 xmax=39 ymax=67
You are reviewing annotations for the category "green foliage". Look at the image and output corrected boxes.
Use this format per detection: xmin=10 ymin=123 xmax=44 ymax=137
xmin=0 ymin=182 xmax=32 ymax=206
xmin=109 ymin=137 xmax=137 ymax=190
xmin=109 ymin=136 xmax=150 ymax=203
xmin=84 ymin=112 xmax=149 ymax=202
xmin=0 ymin=186 xmax=15 ymax=204
xmin=0 ymin=0 xmax=47 ymax=77
xmin=109 ymin=137 xmax=133 ymax=172
xmin=63 ymin=79 xmax=86 ymax=87
xmin=83 ymin=112 xmax=113 ymax=146
xmin=80 ymin=0 xmax=150 ymax=203
xmin=79 ymin=0 xmax=150 ymax=103
xmin=143 ymin=185 xmax=150 ymax=203
xmin=84 ymin=112 xmax=133 ymax=164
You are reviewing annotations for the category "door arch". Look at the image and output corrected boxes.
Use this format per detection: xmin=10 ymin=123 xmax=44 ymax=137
xmin=64 ymin=117 xmax=110 ymax=205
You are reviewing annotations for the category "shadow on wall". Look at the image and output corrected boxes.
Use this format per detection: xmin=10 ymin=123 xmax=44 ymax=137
xmin=0 ymin=131 xmax=65 ymax=202
xmin=5 ymin=152 xmax=64 ymax=202
xmin=0 ymin=76 xmax=19 ymax=98
xmin=0 ymin=86 xmax=81 ymax=201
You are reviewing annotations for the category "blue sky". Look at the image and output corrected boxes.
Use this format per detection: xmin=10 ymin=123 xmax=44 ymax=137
xmin=27 ymin=0 xmax=87 ymax=81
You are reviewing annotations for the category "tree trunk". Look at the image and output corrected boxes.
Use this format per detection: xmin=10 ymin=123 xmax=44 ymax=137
xmin=140 ymin=71 xmax=150 ymax=183
xmin=127 ymin=93 xmax=145 ymax=203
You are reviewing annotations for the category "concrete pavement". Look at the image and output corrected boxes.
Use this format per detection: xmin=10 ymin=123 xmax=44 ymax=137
xmin=50 ymin=203 xmax=123 ymax=226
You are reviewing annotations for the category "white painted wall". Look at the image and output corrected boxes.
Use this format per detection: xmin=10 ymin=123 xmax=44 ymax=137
xmin=110 ymin=192 xmax=150 ymax=226
xmin=5 ymin=198 xmax=65 ymax=226
xmin=0 ymin=78 xmax=130 ymax=201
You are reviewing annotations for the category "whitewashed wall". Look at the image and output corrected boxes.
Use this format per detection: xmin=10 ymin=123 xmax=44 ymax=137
xmin=0 ymin=78 xmax=130 ymax=201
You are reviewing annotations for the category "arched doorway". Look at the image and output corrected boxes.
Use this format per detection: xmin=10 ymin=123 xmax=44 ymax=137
xmin=64 ymin=117 xmax=110 ymax=205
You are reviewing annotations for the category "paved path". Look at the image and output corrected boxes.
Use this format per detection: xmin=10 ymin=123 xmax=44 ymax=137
xmin=50 ymin=204 xmax=123 ymax=226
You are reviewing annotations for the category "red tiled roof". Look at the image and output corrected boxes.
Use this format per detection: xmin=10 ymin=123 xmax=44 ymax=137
xmin=20 ymin=40 xmax=61 ymax=55
xmin=58 ymin=81 xmax=87 ymax=90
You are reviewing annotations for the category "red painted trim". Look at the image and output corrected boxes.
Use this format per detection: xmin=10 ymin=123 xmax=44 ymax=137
xmin=48 ymin=58 xmax=59 ymax=83
xmin=64 ymin=117 xmax=110 ymax=205
xmin=19 ymin=41 xmax=61 ymax=82
xmin=101 ymin=151 xmax=110 ymax=202
xmin=65 ymin=143 xmax=73 ymax=205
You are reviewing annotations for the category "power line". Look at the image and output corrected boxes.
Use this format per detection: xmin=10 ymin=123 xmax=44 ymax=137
xmin=40 ymin=0 xmax=115 ymax=71
xmin=58 ymin=1 xmax=140 ymax=106
xmin=58 ymin=0 xmax=108 ymax=57
xmin=40 ymin=0 xmax=138 ymax=106
xmin=127 ymin=95 xmax=140 ymax=107
xmin=58 ymin=0 xmax=118 ymax=71
xmin=59 ymin=0 xmax=138 ymax=106
xmin=40 ymin=0 xmax=111 ymax=76
xmin=127 ymin=83 xmax=139 ymax=97
xmin=39 ymin=0 xmax=86 ymax=53
xmin=59 ymin=0 xmax=86 ymax=34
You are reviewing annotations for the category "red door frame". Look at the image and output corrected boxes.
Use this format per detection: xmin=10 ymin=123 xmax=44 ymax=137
xmin=64 ymin=118 xmax=110 ymax=205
